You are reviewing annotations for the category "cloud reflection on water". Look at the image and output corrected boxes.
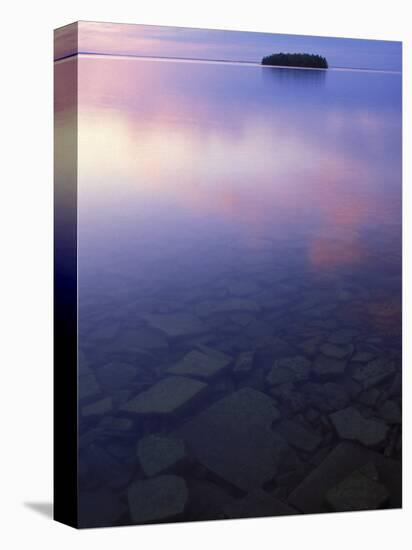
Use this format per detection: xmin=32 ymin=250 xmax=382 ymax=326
xmin=71 ymin=57 xmax=401 ymax=277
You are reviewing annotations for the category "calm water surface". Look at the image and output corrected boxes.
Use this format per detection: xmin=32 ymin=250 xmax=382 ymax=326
xmin=74 ymin=56 xmax=401 ymax=526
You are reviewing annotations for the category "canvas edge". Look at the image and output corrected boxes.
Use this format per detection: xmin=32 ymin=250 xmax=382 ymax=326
xmin=53 ymin=22 xmax=79 ymax=529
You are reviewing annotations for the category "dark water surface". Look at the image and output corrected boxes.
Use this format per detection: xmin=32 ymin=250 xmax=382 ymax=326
xmin=75 ymin=56 xmax=401 ymax=526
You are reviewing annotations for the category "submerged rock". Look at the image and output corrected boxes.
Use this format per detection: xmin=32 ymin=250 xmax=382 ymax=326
xmin=351 ymin=351 xmax=377 ymax=363
xmin=325 ymin=469 xmax=389 ymax=512
xmin=329 ymin=407 xmax=388 ymax=447
xmin=352 ymin=358 xmax=396 ymax=389
xmin=351 ymin=343 xmax=379 ymax=363
xmin=141 ymin=313 xmax=207 ymax=338
xmin=261 ymin=337 xmax=296 ymax=360
xmin=277 ymin=419 xmax=322 ymax=453
xmin=137 ymin=434 xmax=186 ymax=477
xmin=270 ymin=384 xmax=309 ymax=414
xmin=121 ymin=376 xmax=206 ymax=415
xmin=320 ymin=343 xmax=354 ymax=360
xmin=177 ymin=388 xmax=283 ymax=491
xmin=288 ymin=442 xmax=400 ymax=513
xmin=127 ymin=475 xmax=188 ymax=523
xmin=266 ymin=355 xmax=312 ymax=386
xmin=167 ymin=349 xmax=232 ymax=379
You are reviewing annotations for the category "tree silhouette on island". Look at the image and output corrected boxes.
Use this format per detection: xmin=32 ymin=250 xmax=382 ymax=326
xmin=262 ymin=53 xmax=328 ymax=69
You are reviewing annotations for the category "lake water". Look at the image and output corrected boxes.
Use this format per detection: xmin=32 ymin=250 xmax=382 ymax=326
xmin=73 ymin=56 xmax=401 ymax=526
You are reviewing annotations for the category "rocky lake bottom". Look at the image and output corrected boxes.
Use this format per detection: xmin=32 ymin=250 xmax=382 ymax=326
xmin=76 ymin=236 xmax=402 ymax=527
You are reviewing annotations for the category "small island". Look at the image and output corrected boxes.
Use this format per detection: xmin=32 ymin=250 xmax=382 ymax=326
xmin=261 ymin=53 xmax=328 ymax=69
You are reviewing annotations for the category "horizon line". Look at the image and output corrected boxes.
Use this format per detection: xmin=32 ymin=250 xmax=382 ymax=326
xmin=54 ymin=51 xmax=402 ymax=74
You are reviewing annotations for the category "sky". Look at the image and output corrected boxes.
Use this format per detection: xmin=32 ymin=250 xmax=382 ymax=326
xmin=55 ymin=21 xmax=402 ymax=71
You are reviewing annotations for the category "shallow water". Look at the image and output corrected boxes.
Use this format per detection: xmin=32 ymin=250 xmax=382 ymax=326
xmin=73 ymin=56 xmax=401 ymax=526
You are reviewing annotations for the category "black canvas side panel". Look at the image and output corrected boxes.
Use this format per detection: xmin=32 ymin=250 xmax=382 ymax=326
xmin=53 ymin=22 xmax=78 ymax=528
